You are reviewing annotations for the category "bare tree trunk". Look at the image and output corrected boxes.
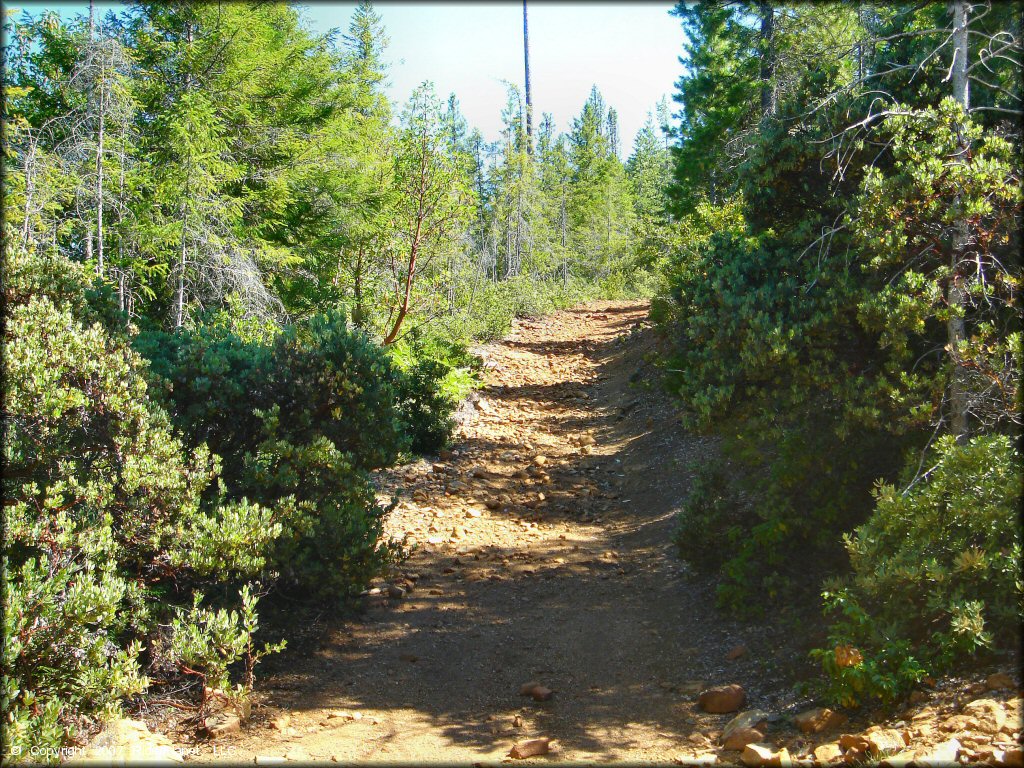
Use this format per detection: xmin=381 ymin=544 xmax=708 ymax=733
xmin=948 ymin=0 xmax=971 ymax=442
xmin=758 ymin=1 xmax=776 ymax=120
xmin=95 ymin=62 xmax=105 ymax=277
xmin=523 ymin=0 xmax=533 ymax=154
xmin=176 ymin=202 xmax=189 ymax=328
xmin=352 ymin=246 xmax=366 ymax=329
xmin=384 ymin=147 xmax=428 ymax=345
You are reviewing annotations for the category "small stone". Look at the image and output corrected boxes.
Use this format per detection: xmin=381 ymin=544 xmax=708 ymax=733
xmin=866 ymin=728 xmax=905 ymax=757
xmin=698 ymin=684 xmax=746 ymax=714
xmin=520 ymin=681 xmax=541 ymax=696
xmin=916 ymin=738 xmax=961 ymax=767
xmin=723 ymin=727 xmax=765 ymax=751
xmin=794 ymin=707 xmax=846 ymax=734
xmin=387 ymin=584 xmax=406 ymax=599
xmin=812 ymin=743 xmax=843 ymax=763
xmin=509 ymin=737 xmax=553 ymax=759
xmin=722 ymin=710 xmax=770 ymax=742
xmin=878 ymin=751 xmax=917 ymax=767
xmin=740 ymin=743 xmax=787 ymax=767
xmin=475 ymin=398 xmax=491 ymax=412
xmin=986 ymin=673 xmax=1015 ymax=691
xmin=206 ymin=714 xmax=241 ymax=738
xmin=839 ymin=733 xmax=870 ymax=752
xmin=271 ymin=715 xmax=291 ymax=731
xmin=466 ymin=508 xmax=482 ymax=518
xmin=532 ymin=455 xmax=548 ymax=467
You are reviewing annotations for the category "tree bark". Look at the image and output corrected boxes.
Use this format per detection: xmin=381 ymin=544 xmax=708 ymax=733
xmin=948 ymin=0 xmax=971 ymax=442
xmin=523 ymin=0 xmax=534 ymax=154
xmin=758 ymin=1 xmax=776 ymax=120
xmin=95 ymin=58 xmax=105 ymax=277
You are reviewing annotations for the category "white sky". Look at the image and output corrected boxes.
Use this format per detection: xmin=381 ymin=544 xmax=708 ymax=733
xmin=301 ymin=2 xmax=683 ymax=152
xmin=20 ymin=1 xmax=685 ymax=153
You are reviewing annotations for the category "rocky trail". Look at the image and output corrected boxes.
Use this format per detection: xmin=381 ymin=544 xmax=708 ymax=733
xmin=155 ymin=301 xmax=1020 ymax=766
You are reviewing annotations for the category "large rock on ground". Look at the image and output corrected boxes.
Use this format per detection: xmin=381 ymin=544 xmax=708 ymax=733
xmin=698 ymin=684 xmax=747 ymax=714
xmin=722 ymin=727 xmax=765 ymax=751
xmin=740 ymin=743 xmax=790 ymax=767
xmin=962 ymin=698 xmax=1007 ymax=734
xmin=793 ymin=707 xmax=846 ymax=734
xmin=721 ymin=710 xmax=769 ymax=747
xmin=865 ymin=728 xmax=906 ymax=757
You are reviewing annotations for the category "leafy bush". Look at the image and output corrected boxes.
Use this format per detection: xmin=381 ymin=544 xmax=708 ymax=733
xmin=241 ymin=408 xmax=400 ymax=599
xmin=814 ymin=434 xmax=1023 ymax=706
xmin=673 ymin=423 xmax=900 ymax=612
xmin=135 ymin=310 xmax=440 ymax=598
xmin=2 ymin=252 xmax=281 ymax=760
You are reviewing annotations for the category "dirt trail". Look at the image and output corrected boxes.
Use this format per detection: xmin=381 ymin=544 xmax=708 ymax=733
xmin=184 ymin=301 xmax=811 ymax=764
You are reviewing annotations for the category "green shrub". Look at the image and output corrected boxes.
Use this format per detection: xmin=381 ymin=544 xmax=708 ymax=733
xmin=814 ymin=434 xmax=1023 ymax=707
xmin=672 ymin=463 xmax=747 ymax=574
xmin=673 ymin=422 xmax=900 ymax=613
xmin=135 ymin=311 xmax=432 ymax=598
xmin=241 ymin=408 xmax=401 ymax=600
xmin=2 ymin=253 xmax=281 ymax=761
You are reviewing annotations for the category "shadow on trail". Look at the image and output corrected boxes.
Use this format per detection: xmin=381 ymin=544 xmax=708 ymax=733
xmin=250 ymin=303 xmax=809 ymax=762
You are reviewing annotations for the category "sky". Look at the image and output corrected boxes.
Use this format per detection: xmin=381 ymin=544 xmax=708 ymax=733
xmin=15 ymin=1 xmax=685 ymax=153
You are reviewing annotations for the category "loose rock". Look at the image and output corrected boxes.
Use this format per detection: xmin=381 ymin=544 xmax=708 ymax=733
xmin=509 ymin=737 xmax=554 ymax=759
xmin=722 ymin=710 xmax=769 ymax=742
xmin=793 ymin=707 xmax=846 ymax=734
xmin=722 ymin=727 xmax=764 ymax=751
xmin=866 ymin=728 xmax=905 ymax=757
xmin=740 ymin=743 xmax=789 ymax=767
xmin=206 ymin=714 xmax=241 ymax=738
xmin=698 ymin=684 xmax=746 ymax=714
xmin=963 ymin=698 xmax=1006 ymax=733
xmin=916 ymin=738 xmax=961 ymax=767
xmin=812 ymin=743 xmax=842 ymax=763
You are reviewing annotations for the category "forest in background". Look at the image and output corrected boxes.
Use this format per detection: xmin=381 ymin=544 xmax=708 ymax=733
xmin=2 ymin=0 xmax=1021 ymax=761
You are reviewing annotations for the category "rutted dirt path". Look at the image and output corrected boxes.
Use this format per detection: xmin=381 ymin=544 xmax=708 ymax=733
xmin=174 ymin=301 xmax=1020 ymax=765
xmin=182 ymin=300 xmax=808 ymax=764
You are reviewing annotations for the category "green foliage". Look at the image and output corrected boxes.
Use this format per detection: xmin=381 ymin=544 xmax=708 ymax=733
xmin=657 ymin=1 xmax=1022 ymax=709
xmin=815 ymin=435 xmax=1022 ymax=707
xmin=242 ymin=409 xmax=401 ymax=601
xmin=2 ymin=252 xmax=281 ymax=760
xmin=136 ymin=311 xmax=447 ymax=598
xmin=167 ymin=585 xmax=285 ymax=704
